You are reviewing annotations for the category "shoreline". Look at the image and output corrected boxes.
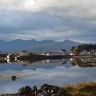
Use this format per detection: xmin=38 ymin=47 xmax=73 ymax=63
xmin=0 ymin=82 xmax=96 ymax=96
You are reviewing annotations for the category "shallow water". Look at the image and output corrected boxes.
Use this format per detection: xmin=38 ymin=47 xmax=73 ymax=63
xmin=0 ymin=58 xmax=96 ymax=94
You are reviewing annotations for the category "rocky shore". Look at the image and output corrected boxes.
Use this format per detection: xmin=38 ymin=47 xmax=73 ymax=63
xmin=0 ymin=82 xmax=96 ymax=96
xmin=0 ymin=84 xmax=70 ymax=96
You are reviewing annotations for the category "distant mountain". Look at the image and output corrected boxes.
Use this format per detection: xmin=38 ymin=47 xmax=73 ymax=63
xmin=0 ymin=39 xmax=80 ymax=52
xmin=28 ymin=39 xmax=80 ymax=52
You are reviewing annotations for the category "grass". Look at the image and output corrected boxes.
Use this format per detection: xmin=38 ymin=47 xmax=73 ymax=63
xmin=64 ymin=82 xmax=96 ymax=96
xmin=0 ymin=82 xmax=96 ymax=96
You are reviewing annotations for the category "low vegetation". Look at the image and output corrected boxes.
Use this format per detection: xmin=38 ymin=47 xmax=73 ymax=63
xmin=0 ymin=82 xmax=96 ymax=96
xmin=71 ymin=44 xmax=96 ymax=55
xmin=64 ymin=82 xmax=96 ymax=96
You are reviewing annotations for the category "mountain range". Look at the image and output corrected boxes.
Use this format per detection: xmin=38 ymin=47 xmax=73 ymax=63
xmin=0 ymin=39 xmax=80 ymax=52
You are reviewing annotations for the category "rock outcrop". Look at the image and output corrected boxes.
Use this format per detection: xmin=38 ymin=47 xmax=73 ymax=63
xmin=0 ymin=84 xmax=70 ymax=96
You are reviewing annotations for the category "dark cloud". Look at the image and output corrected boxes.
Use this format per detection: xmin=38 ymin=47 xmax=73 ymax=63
xmin=0 ymin=0 xmax=96 ymax=43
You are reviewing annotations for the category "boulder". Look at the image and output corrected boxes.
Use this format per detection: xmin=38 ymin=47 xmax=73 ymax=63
xmin=18 ymin=86 xmax=31 ymax=95
xmin=37 ymin=91 xmax=51 ymax=96
xmin=18 ymin=87 xmax=25 ymax=95
xmin=41 ymin=84 xmax=60 ymax=91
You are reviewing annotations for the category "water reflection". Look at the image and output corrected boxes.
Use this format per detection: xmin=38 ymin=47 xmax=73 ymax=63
xmin=18 ymin=57 xmax=96 ymax=67
xmin=0 ymin=57 xmax=96 ymax=94
xmin=70 ymin=57 xmax=96 ymax=67
xmin=0 ymin=57 xmax=96 ymax=67
xmin=19 ymin=59 xmax=68 ymax=66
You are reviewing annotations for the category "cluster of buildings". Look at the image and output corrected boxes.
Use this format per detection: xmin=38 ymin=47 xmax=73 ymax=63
xmin=0 ymin=49 xmax=96 ymax=64
xmin=70 ymin=50 xmax=96 ymax=56
xmin=19 ymin=49 xmax=68 ymax=56
xmin=0 ymin=49 xmax=68 ymax=63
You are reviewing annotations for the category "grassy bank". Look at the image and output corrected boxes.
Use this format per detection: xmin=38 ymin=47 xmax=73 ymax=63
xmin=0 ymin=82 xmax=96 ymax=96
xmin=64 ymin=82 xmax=96 ymax=96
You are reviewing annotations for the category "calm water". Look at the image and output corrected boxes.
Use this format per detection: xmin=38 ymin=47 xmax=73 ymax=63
xmin=0 ymin=58 xmax=96 ymax=94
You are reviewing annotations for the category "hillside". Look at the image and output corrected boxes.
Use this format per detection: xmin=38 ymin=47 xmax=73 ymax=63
xmin=0 ymin=39 xmax=80 ymax=52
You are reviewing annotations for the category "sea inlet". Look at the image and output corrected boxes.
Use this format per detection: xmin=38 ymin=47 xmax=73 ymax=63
xmin=0 ymin=57 xmax=96 ymax=94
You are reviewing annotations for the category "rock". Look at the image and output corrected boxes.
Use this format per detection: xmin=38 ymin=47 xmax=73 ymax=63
xmin=31 ymin=85 xmax=38 ymax=95
xmin=37 ymin=91 xmax=51 ymax=96
xmin=41 ymin=84 xmax=60 ymax=91
xmin=11 ymin=76 xmax=17 ymax=81
xmin=35 ymin=89 xmax=43 ymax=95
xmin=51 ymin=89 xmax=57 ymax=94
xmin=57 ymin=89 xmax=70 ymax=96
xmin=1 ymin=84 xmax=70 ymax=96
xmin=57 ymin=90 xmax=65 ymax=96
xmin=18 ymin=87 xmax=25 ymax=95
xmin=24 ymin=86 xmax=31 ymax=93
xmin=32 ymin=86 xmax=37 ymax=91
xmin=18 ymin=86 xmax=31 ymax=95
xmin=51 ymin=94 xmax=59 ymax=96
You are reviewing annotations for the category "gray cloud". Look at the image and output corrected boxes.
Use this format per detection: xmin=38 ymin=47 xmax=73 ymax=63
xmin=0 ymin=0 xmax=96 ymax=19
xmin=0 ymin=0 xmax=95 ymax=43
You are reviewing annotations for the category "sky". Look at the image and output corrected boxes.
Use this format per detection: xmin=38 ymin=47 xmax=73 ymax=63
xmin=0 ymin=0 xmax=96 ymax=43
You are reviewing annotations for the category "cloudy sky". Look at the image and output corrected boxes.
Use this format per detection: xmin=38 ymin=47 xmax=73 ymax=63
xmin=0 ymin=0 xmax=96 ymax=43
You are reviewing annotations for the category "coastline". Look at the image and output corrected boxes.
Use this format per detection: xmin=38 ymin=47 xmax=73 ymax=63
xmin=0 ymin=82 xmax=96 ymax=96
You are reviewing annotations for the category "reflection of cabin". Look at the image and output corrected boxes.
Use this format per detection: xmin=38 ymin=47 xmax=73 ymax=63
xmin=6 ymin=54 xmax=15 ymax=59
xmin=0 ymin=60 xmax=7 ymax=63
xmin=80 ymin=58 xmax=91 ymax=63
xmin=71 ymin=57 xmax=96 ymax=67
xmin=0 ymin=53 xmax=16 ymax=63
xmin=0 ymin=54 xmax=7 ymax=58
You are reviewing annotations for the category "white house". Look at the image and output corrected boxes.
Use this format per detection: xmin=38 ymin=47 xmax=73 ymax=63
xmin=91 ymin=50 xmax=96 ymax=56
xmin=80 ymin=50 xmax=90 ymax=55
xmin=6 ymin=54 xmax=12 ymax=59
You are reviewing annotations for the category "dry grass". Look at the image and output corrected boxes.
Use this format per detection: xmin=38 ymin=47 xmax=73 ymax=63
xmin=0 ymin=82 xmax=96 ymax=96
xmin=64 ymin=82 xmax=96 ymax=96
